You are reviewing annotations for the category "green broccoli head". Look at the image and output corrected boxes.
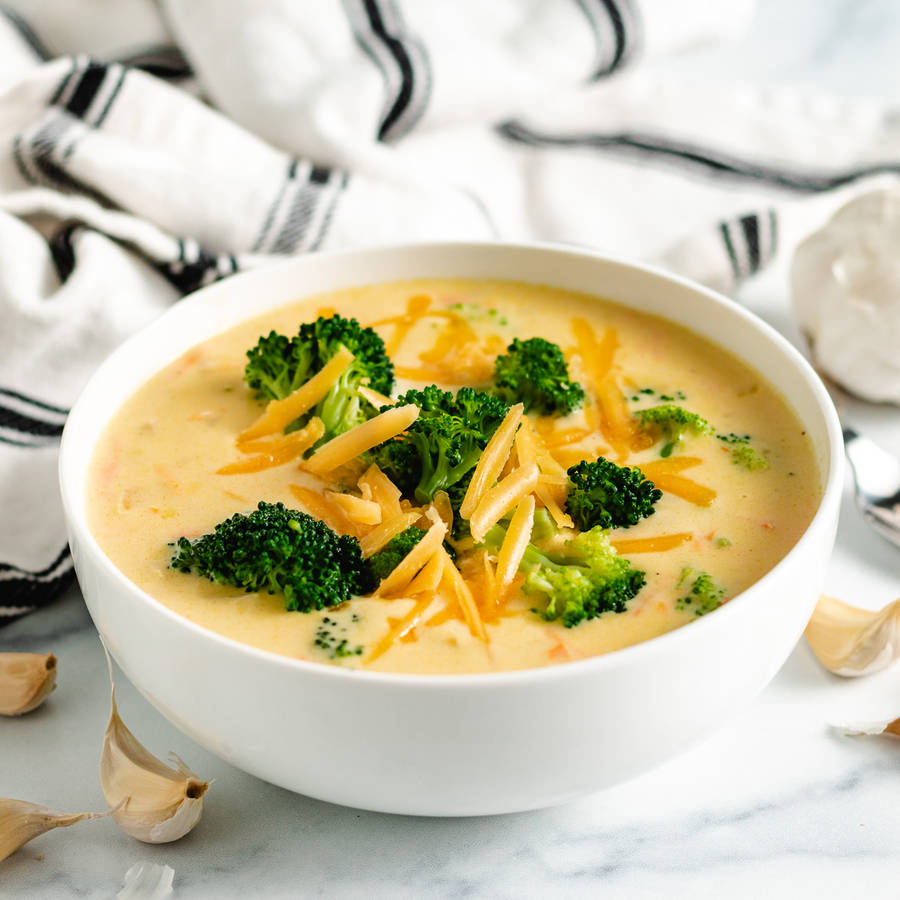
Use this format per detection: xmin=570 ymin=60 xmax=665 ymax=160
xmin=675 ymin=568 xmax=727 ymax=616
xmin=636 ymin=404 xmax=713 ymax=457
xmin=243 ymin=314 xmax=394 ymax=441
xmin=170 ymin=501 xmax=374 ymax=611
xmin=485 ymin=524 xmax=646 ymax=628
xmin=493 ymin=337 xmax=585 ymax=415
xmin=368 ymin=386 xmax=509 ymax=507
xmin=565 ymin=458 xmax=662 ymax=531
xmin=368 ymin=526 xmax=426 ymax=582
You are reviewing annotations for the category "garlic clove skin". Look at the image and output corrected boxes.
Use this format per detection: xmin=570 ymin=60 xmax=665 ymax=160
xmin=0 ymin=652 xmax=57 ymax=716
xmin=0 ymin=798 xmax=105 ymax=862
xmin=101 ymin=659 xmax=209 ymax=844
xmin=792 ymin=186 xmax=900 ymax=405
xmin=805 ymin=594 xmax=900 ymax=677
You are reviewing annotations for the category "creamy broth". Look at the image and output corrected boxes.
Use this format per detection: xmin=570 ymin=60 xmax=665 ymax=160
xmin=87 ymin=280 xmax=820 ymax=674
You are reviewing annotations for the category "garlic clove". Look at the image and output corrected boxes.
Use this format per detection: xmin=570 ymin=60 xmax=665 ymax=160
xmin=0 ymin=652 xmax=57 ymax=715
xmin=836 ymin=718 xmax=900 ymax=737
xmin=0 ymin=798 xmax=106 ymax=862
xmin=117 ymin=861 xmax=175 ymax=899
xmin=805 ymin=594 xmax=900 ymax=677
xmin=101 ymin=655 xmax=209 ymax=843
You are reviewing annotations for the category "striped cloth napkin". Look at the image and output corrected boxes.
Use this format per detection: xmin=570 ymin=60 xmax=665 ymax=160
xmin=2 ymin=0 xmax=898 ymax=623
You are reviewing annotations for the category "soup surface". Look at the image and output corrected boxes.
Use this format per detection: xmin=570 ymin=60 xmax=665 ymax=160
xmin=87 ymin=279 xmax=820 ymax=674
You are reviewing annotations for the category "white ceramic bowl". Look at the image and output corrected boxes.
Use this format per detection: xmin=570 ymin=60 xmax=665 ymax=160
xmin=60 ymin=243 xmax=842 ymax=816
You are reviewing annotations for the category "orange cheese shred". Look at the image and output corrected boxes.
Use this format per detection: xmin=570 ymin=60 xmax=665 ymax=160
xmin=288 ymin=484 xmax=358 ymax=536
xmin=610 ymin=533 xmax=694 ymax=553
xmin=366 ymin=594 xmax=434 ymax=664
xmin=533 ymin=481 xmax=574 ymax=530
xmin=494 ymin=495 xmax=535 ymax=602
xmin=406 ymin=549 xmax=445 ymax=595
xmin=358 ymin=464 xmax=404 ymax=520
xmin=304 ymin=404 xmax=419 ymax=476
xmin=469 ymin=462 xmax=540 ymax=543
xmin=217 ymin=418 xmax=324 ymax=474
xmin=357 ymin=385 xmax=394 ymax=410
xmin=325 ymin=491 xmax=382 ymax=526
xmin=639 ymin=457 xmax=703 ymax=477
xmin=646 ymin=473 xmax=717 ymax=507
xmin=375 ymin=514 xmax=447 ymax=596
xmin=239 ymin=346 xmax=354 ymax=442
xmin=571 ymin=318 xmax=638 ymax=460
xmin=460 ymin=403 xmax=524 ymax=520
xmin=439 ymin=547 xmax=488 ymax=641
xmin=358 ymin=510 xmax=422 ymax=557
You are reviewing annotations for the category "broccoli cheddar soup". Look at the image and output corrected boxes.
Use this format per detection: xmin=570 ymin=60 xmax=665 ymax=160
xmin=87 ymin=279 xmax=820 ymax=674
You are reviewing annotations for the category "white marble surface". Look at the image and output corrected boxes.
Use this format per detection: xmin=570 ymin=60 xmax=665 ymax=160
xmin=4 ymin=1 xmax=900 ymax=897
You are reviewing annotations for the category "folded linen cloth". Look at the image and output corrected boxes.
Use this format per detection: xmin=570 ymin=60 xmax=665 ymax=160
xmin=1 ymin=0 xmax=898 ymax=622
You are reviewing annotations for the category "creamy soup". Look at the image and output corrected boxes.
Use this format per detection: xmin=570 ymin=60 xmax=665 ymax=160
xmin=87 ymin=280 xmax=820 ymax=674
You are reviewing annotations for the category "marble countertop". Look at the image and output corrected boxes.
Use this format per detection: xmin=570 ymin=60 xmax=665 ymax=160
xmin=4 ymin=1 xmax=900 ymax=897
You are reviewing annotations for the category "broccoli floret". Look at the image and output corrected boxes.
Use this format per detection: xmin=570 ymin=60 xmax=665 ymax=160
xmin=729 ymin=444 xmax=769 ymax=471
xmin=675 ymin=568 xmax=727 ymax=616
xmin=369 ymin=526 xmax=426 ymax=582
xmin=715 ymin=433 xmax=769 ymax=471
xmin=485 ymin=524 xmax=646 ymax=628
xmin=314 ymin=615 xmax=364 ymax=659
xmin=243 ymin=314 xmax=394 ymax=442
xmin=565 ymin=458 xmax=662 ymax=531
xmin=636 ymin=404 xmax=713 ymax=457
xmin=170 ymin=501 xmax=374 ymax=611
xmin=493 ymin=337 xmax=584 ymax=415
xmin=368 ymin=386 xmax=509 ymax=507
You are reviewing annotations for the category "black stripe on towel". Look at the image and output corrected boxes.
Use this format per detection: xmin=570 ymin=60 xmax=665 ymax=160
xmin=575 ymin=0 xmax=639 ymax=78
xmin=497 ymin=121 xmax=900 ymax=192
xmin=0 ymin=546 xmax=71 ymax=578
xmin=0 ymin=569 xmax=76 ymax=623
xmin=0 ymin=406 xmax=64 ymax=437
xmin=48 ymin=220 xmax=83 ymax=282
xmin=117 ymin=46 xmax=193 ymax=80
xmin=0 ymin=388 xmax=68 ymax=417
xmin=345 ymin=0 xmax=431 ymax=142
xmin=717 ymin=208 xmax=779 ymax=282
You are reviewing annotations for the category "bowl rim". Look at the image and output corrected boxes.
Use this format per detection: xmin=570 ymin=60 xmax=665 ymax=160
xmin=59 ymin=240 xmax=844 ymax=689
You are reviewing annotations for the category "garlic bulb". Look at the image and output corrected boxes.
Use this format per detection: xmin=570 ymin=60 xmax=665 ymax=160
xmin=792 ymin=186 xmax=900 ymax=404
xmin=805 ymin=594 xmax=900 ymax=676
xmin=0 ymin=652 xmax=57 ymax=715
xmin=101 ymin=661 xmax=209 ymax=843
xmin=0 ymin=798 xmax=105 ymax=862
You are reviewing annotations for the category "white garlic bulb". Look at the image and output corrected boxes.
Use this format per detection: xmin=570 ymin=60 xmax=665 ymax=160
xmin=792 ymin=186 xmax=900 ymax=404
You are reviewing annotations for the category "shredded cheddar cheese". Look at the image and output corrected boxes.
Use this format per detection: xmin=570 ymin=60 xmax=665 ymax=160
xmin=239 ymin=346 xmax=354 ymax=442
xmin=375 ymin=514 xmax=447 ymax=596
xmin=610 ymin=533 xmax=693 ymax=553
xmin=288 ymin=483 xmax=358 ymax=536
xmin=358 ymin=510 xmax=422 ymax=557
xmin=469 ymin=461 xmax=540 ymax=543
xmin=217 ymin=418 xmax=324 ymax=474
xmin=494 ymin=495 xmax=535 ymax=601
xmin=440 ymin=548 xmax=488 ymax=641
xmin=304 ymin=404 xmax=419 ymax=476
xmin=325 ymin=491 xmax=382 ymax=526
xmin=358 ymin=385 xmax=394 ymax=410
xmin=460 ymin=403 xmax=524 ymax=520
xmin=405 ymin=549 xmax=445 ymax=595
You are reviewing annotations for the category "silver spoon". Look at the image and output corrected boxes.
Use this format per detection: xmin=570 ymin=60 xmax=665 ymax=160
xmin=843 ymin=427 xmax=900 ymax=549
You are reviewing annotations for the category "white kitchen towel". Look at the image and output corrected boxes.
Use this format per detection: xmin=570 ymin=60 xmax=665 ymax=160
xmin=1 ymin=0 xmax=899 ymax=621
